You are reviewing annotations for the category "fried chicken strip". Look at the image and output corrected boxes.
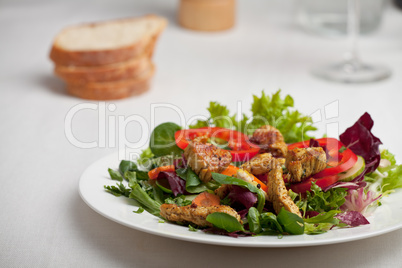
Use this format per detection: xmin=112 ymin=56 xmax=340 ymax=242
xmin=160 ymin=203 xmax=242 ymax=227
xmin=267 ymin=159 xmax=301 ymax=217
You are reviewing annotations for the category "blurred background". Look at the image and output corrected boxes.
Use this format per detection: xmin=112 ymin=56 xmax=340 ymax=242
xmin=2 ymin=0 xmax=401 ymax=144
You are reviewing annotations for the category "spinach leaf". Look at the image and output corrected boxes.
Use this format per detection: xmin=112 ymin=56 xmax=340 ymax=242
xmin=119 ymin=160 xmax=149 ymax=181
xmin=176 ymin=167 xmax=210 ymax=193
xmin=260 ymin=212 xmax=283 ymax=233
xmin=184 ymin=168 xmax=201 ymax=188
xmin=176 ymin=168 xmax=200 ymax=188
xmin=108 ymin=168 xmax=123 ymax=182
xmin=212 ymin=173 xmax=258 ymax=192
xmin=119 ymin=160 xmax=137 ymax=175
xmin=135 ymin=171 xmax=150 ymax=180
xmin=247 ymin=207 xmax=262 ymax=234
xmin=185 ymin=184 xmax=211 ymax=194
xmin=277 ymin=208 xmax=304 ymax=235
xmin=206 ymin=212 xmax=245 ymax=232
xmin=149 ymin=122 xmax=183 ymax=157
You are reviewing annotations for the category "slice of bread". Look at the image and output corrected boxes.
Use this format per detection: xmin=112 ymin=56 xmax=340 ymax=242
xmin=50 ymin=15 xmax=167 ymax=66
xmin=66 ymin=63 xmax=155 ymax=100
xmin=55 ymin=54 xmax=150 ymax=83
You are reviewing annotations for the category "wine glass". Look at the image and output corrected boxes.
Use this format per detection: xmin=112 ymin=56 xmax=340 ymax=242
xmin=312 ymin=0 xmax=391 ymax=83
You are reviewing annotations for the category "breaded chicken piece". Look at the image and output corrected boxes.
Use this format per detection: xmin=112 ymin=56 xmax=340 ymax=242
xmin=184 ymin=136 xmax=232 ymax=183
xmin=241 ymin=153 xmax=274 ymax=175
xmin=160 ymin=203 xmax=242 ymax=227
xmin=236 ymin=169 xmax=268 ymax=199
xmin=214 ymin=184 xmax=232 ymax=199
xmin=250 ymin=125 xmax=288 ymax=157
xmin=236 ymin=169 xmax=256 ymax=183
xmin=285 ymin=147 xmax=326 ymax=183
xmin=267 ymin=159 xmax=301 ymax=217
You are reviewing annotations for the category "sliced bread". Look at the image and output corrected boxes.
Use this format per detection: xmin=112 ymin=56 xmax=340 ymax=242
xmin=55 ymin=54 xmax=150 ymax=83
xmin=66 ymin=63 xmax=155 ymax=100
xmin=50 ymin=15 xmax=167 ymax=66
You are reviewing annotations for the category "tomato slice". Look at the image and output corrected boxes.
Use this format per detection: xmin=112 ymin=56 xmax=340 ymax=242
xmin=289 ymin=175 xmax=338 ymax=193
xmin=288 ymin=137 xmax=358 ymax=178
xmin=175 ymin=127 xmax=260 ymax=162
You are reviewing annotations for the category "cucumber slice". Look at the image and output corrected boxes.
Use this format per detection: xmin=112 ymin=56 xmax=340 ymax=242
xmin=338 ymin=156 xmax=365 ymax=182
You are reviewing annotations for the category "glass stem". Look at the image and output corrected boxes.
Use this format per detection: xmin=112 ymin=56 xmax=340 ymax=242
xmin=347 ymin=0 xmax=361 ymax=71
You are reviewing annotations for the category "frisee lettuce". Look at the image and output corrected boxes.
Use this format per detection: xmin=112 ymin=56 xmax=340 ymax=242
xmin=365 ymin=150 xmax=402 ymax=195
xmin=190 ymin=90 xmax=316 ymax=143
xmin=291 ymin=182 xmax=348 ymax=216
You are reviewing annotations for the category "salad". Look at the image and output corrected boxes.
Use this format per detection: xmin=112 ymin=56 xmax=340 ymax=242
xmin=105 ymin=91 xmax=402 ymax=237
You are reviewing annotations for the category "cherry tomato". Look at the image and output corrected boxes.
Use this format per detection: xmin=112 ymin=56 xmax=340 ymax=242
xmin=289 ymin=175 xmax=339 ymax=193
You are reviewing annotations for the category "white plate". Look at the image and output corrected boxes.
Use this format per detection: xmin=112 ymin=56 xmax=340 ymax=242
xmin=79 ymin=151 xmax=402 ymax=248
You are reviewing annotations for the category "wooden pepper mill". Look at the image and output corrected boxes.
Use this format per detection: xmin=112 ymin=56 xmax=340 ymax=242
xmin=178 ymin=0 xmax=235 ymax=31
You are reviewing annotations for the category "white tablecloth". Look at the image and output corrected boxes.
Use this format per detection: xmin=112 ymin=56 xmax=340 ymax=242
xmin=1 ymin=0 xmax=401 ymax=267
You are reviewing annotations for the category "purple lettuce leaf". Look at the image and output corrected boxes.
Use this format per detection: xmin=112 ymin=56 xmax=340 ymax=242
xmin=173 ymin=154 xmax=187 ymax=169
xmin=160 ymin=171 xmax=186 ymax=196
xmin=340 ymin=188 xmax=381 ymax=214
xmin=322 ymin=181 xmax=366 ymax=192
xmin=227 ymin=185 xmax=257 ymax=210
xmin=305 ymin=211 xmax=320 ymax=218
xmin=335 ymin=211 xmax=370 ymax=227
xmin=237 ymin=208 xmax=250 ymax=219
xmin=339 ymin=112 xmax=382 ymax=174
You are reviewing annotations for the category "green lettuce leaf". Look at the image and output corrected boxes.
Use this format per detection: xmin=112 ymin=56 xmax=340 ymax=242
xmin=303 ymin=210 xmax=344 ymax=235
xmin=189 ymin=90 xmax=316 ymax=143
xmin=381 ymin=165 xmax=402 ymax=193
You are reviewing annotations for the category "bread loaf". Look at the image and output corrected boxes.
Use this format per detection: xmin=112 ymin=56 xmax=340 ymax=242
xmin=50 ymin=15 xmax=167 ymax=66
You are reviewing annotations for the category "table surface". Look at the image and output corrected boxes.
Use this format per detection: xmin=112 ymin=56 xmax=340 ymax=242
xmin=1 ymin=0 xmax=402 ymax=267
